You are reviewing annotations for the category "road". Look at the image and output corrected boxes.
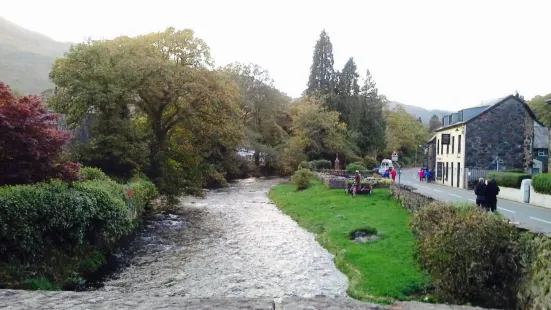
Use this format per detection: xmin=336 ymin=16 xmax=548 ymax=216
xmin=397 ymin=168 xmax=551 ymax=234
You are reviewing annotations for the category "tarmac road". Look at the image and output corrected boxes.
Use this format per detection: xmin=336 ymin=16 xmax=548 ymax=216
xmin=398 ymin=168 xmax=551 ymax=234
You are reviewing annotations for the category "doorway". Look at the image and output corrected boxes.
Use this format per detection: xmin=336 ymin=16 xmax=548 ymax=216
xmin=457 ymin=162 xmax=461 ymax=188
xmin=445 ymin=162 xmax=449 ymax=183
xmin=451 ymin=162 xmax=454 ymax=187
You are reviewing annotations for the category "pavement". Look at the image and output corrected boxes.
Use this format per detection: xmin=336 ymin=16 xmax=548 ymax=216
xmin=398 ymin=168 xmax=551 ymax=234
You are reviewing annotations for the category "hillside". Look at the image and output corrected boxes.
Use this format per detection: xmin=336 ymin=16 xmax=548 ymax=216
xmin=388 ymin=101 xmax=451 ymax=124
xmin=0 ymin=17 xmax=72 ymax=95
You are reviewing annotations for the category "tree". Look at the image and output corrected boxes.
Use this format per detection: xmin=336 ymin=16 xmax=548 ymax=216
xmin=49 ymin=28 xmax=244 ymax=197
xmin=333 ymin=57 xmax=361 ymax=126
xmin=0 ymin=82 xmax=79 ymax=186
xmin=49 ymin=38 xmax=150 ymax=180
xmin=306 ymin=30 xmax=335 ymax=95
xmin=418 ymin=116 xmax=423 ymax=123
xmin=428 ymin=114 xmax=442 ymax=133
xmin=291 ymin=96 xmax=347 ymax=161
xmin=355 ymin=70 xmax=387 ymax=157
xmin=528 ymin=93 xmax=551 ymax=127
xmin=222 ymin=63 xmax=291 ymax=167
xmin=385 ymin=106 xmax=429 ymax=164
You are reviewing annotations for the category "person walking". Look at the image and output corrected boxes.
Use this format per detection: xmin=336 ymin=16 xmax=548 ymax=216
xmin=383 ymin=168 xmax=390 ymax=179
xmin=390 ymin=167 xmax=397 ymax=183
xmin=484 ymin=178 xmax=500 ymax=212
xmin=419 ymin=168 xmax=425 ymax=182
xmin=474 ymin=178 xmax=487 ymax=209
xmin=425 ymin=168 xmax=432 ymax=183
xmin=351 ymin=170 xmax=361 ymax=196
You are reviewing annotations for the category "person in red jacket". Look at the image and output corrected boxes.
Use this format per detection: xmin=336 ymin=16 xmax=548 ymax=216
xmin=390 ymin=167 xmax=397 ymax=182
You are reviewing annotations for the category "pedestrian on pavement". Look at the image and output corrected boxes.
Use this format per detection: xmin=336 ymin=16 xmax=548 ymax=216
xmin=474 ymin=178 xmax=487 ymax=209
xmin=390 ymin=167 xmax=397 ymax=183
xmin=419 ymin=168 xmax=425 ymax=182
xmin=425 ymin=169 xmax=432 ymax=183
xmin=484 ymin=178 xmax=500 ymax=212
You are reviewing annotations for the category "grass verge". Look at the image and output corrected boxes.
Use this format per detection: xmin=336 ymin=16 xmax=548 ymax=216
xmin=269 ymin=181 xmax=430 ymax=304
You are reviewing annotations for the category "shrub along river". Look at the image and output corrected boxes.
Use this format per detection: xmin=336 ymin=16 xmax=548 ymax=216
xmin=95 ymin=177 xmax=348 ymax=299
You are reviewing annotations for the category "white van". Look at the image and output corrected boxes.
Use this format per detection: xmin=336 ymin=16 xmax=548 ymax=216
xmin=377 ymin=159 xmax=394 ymax=176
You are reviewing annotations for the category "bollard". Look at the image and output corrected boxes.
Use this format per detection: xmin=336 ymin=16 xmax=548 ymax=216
xmin=521 ymin=179 xmax=531 ymax=203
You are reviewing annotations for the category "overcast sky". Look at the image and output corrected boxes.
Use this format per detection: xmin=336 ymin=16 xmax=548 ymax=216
xmin=3 ymin=0 xmax=550 ymax=110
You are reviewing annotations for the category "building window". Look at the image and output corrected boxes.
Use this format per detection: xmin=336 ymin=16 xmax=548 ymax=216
xmin=447 ymin=142 xmax=449 ymax=154
xmin=451 ymin=136 xmax=455 ymax=154
xmin=538 ymin=150 xmax=548 ymax=157
xmin=437 ymin=139 xmax=440 ymax=155
xmin=458 ymin=135 xmax=462 ymax=153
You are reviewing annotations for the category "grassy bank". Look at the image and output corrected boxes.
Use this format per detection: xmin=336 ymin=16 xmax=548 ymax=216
xmin=269 ymin=181 xmax=429 ymax=304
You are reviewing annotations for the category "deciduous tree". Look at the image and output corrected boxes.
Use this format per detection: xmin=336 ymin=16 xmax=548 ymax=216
xmin=0 ymin=82 xmax=79 ymax=186
xmin=528 ymin=93 xmax=551 ymax=127
xmin=428 ymin=114 xmax=442 ymax=133
xmin=49 ymin=28 xmax=244 ymax=197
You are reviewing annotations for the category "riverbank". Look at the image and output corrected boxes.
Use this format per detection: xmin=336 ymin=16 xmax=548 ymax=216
xmin=269 ymin=181 xmax=430 ymax=304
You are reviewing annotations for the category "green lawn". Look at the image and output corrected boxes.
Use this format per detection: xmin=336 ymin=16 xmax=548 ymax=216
xmin=269 ymin=181 xmax=429 ymax=303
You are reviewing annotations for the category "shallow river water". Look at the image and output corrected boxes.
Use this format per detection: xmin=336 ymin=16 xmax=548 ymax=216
xmin=99 ymin=177 xmax=349 ymax=299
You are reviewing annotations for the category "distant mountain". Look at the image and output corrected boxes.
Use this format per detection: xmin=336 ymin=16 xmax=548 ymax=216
xmin=0 ymin=17 xmax=73 ymax=95
xmin=387 ymin=101 xmax=452 ymax=124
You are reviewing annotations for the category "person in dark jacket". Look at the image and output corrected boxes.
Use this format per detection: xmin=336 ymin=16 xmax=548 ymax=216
xmin=484 ymin=178 xmax=500 ymax=212
xmin=474 ymin=178 xmax=487 ymax=209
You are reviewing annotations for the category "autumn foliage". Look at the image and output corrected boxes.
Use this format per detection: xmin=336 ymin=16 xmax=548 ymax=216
xmin=0 ymin=82 xmax=79 ymax=185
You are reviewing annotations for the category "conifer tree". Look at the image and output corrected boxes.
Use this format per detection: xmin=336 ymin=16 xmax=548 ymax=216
xmin=306 ymin=30 xmax=335 ymax=95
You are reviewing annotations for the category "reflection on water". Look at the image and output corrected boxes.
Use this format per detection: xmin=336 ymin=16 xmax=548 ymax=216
xmin=98 ymin=177 xmax=348 ymax=298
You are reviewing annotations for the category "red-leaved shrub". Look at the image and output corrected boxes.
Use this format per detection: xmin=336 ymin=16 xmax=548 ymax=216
xmin=0 ymin=82 xmax=79 ymax=185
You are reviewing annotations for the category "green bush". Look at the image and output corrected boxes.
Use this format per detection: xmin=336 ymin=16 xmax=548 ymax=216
xmin=346 ymin=162 xmax=367 ymax=174
xmin=488 ymin=171 xmax=531 ymax=189
xmin=363 ymin=156 xmax=379 ymax=169
xmin=79 ymin=167 xmax=110 ymax=182
xmin=531 ymin=173 xmax=551 ymax=194
xmin=298 ymin=161 xmax=311 ymax=170
xmin=411 ymin=203 xmax=523 ymax=309
xmin=517 ymin=233 xmax=551 ymax=309
xmin=291 ymin=168 xmax=314 ymax=190
xmin=390 ymin=184 xmax=435 ymax=212
xmin=309 ymin=159 xmax=332 ymax=170
xmin=0 ymin=181 xmax=130 ymax=263
xmin=0 ymin=172 xmax=158 ymax=289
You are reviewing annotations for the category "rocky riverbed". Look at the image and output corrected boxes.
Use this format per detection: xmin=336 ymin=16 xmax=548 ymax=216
xmin=98 ymin=177 xmax=349 ymax=299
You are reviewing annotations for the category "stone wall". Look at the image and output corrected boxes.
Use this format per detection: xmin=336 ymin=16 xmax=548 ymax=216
xmin=465 ymin=97 xmax=528 ymax=171
xmin=0 ymin=290 xmax=493 ymax=309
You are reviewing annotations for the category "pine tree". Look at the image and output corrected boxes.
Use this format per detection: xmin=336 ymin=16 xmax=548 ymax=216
xmin=306 ymin=30 xmax=335 ymax=95
xmin=334 ymin=57 xmax=360 ymax=126
xmin=428 ymin=114 xmax=442 ymax=133
xmin=356 ymin=70 xmax=386 ymax=156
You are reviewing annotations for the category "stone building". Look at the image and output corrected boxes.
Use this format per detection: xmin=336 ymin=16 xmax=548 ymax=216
xmin=426 ymin=94 xmax=549 ymax=188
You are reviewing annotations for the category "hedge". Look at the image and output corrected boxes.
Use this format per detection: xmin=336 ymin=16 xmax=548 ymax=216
xmin=531 ymin=173 xmax=551 ymax=195
xmin=345 ymin=162 xmax=367 ymax=174
xmin=309 ymin=159 xmax=332 ymax=170
xmin=411 ymin=202 xmax=523 ymax=309
xmin=517 ymin=233 xmax=551 ymax=309
xmin=0 ymin=175 xmax=157 ymax=289
xmin=487 ymin=171 xmax=531 ymax=189
xmin=391 ymin=183 xmax=551 ymax=309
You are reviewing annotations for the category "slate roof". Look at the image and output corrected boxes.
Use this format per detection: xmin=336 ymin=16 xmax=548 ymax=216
xmin=435 ymin=95 xmax=546 ymax=132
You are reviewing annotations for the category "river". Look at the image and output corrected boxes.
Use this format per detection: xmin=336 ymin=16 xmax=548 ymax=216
xmin=98 ymin=177 xmax=349 ymax=299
